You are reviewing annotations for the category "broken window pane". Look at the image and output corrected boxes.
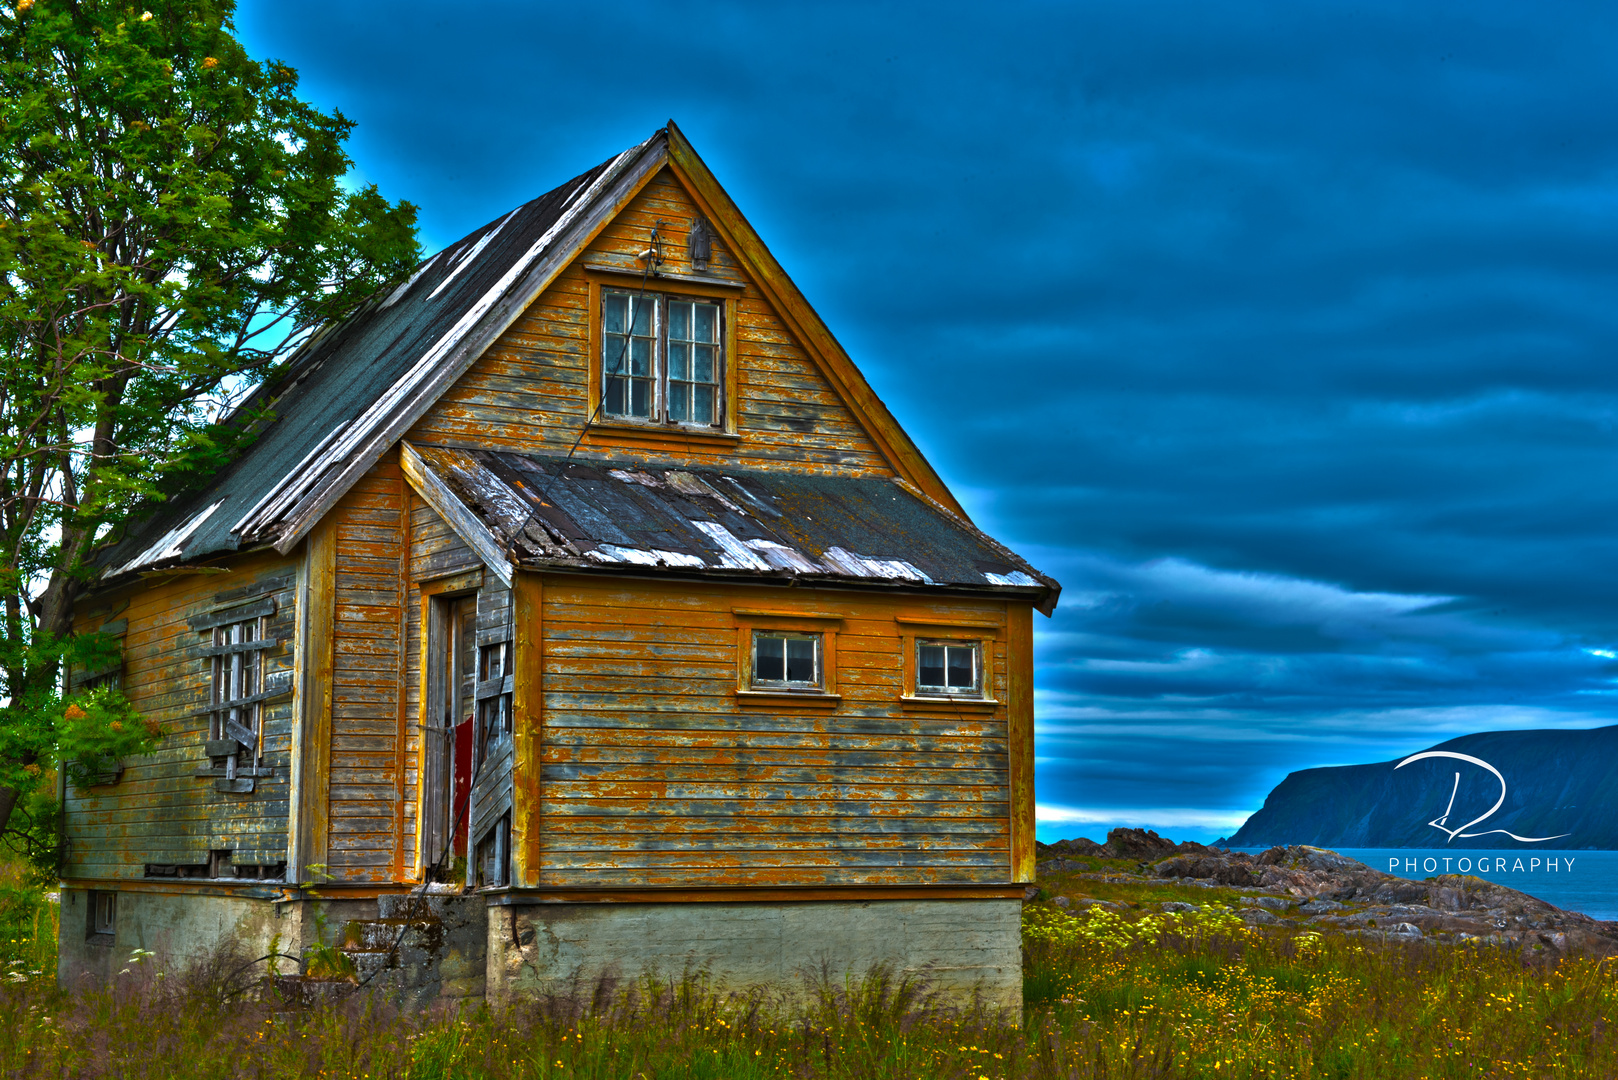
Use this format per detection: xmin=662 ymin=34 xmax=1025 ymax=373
xmin=211 ymin=616 xmax=267 ymax=776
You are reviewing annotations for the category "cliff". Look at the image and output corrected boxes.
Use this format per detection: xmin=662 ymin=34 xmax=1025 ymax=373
xmin=1228 ymin=725 xmax=1618 ymax=849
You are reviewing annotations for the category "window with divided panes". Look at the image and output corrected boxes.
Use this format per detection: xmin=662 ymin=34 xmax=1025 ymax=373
xmin=477 ymin=640 xmax=513 ymax=760
xmin=602 ymin=290 xmax=722 ymax=426
xmin=916 ymin=640 xmax=982 ymax=697
xmin=751 ymin=631 xmax=822 ymax=691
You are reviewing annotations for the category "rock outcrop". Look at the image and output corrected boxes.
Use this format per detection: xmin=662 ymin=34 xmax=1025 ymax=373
xmin=1149 ymin=845 xmax=1618 ymax=955
xmin=1038 ymin=827 xmax=1212 ymax=865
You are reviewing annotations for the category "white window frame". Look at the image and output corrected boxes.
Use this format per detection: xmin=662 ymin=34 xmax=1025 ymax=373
xmin=749 ymin=630 xmax=823 ymax=692
xmin=600 ymin=288 xmax=724 ymax=428
xmin=915 ymin=638 xmax=984 ymax=698
xmin=88 ymin=890 xmax=116 ymax=941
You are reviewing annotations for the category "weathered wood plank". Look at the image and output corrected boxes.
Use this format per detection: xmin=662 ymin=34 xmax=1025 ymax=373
xmin=542 ymin=764 xmax=1006 ymax=787
xmin=541 ymin=798 xmax=1006 ymax=820
xmin=512 ymin=570 xmax=543 ymax=887
xmin=1007 ymin=601 xmax=1035 ymax=884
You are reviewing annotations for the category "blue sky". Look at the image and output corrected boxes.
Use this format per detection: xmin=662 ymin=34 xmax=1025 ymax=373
xmin=237 ymin=0 xmax=1618 ymax=843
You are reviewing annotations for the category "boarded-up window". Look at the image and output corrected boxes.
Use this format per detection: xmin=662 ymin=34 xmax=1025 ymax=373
xmin=190 ymin=595 xmax=283 ymax=793
xmin=212 ymin=617 xmax=263 ymax=745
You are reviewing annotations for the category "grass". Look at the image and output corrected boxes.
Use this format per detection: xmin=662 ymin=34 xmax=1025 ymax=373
xmin=0 ymin=861 xmax=1614 ymax=1077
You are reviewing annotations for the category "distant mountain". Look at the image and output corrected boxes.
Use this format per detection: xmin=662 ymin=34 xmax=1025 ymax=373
xmin=1228 ymin=726 xmax=1618 ymax=850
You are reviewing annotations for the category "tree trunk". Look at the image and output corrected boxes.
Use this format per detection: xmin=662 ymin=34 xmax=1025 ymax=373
xmin=0 ymin=786 xmax=22 ymax=852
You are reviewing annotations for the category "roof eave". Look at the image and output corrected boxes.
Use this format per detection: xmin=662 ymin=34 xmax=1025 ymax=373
xmin=509 ymin=553 xmax=1057 ymax=611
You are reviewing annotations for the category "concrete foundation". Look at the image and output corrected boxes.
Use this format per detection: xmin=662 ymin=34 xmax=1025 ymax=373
xmin=56 ymin=888 xmax=357 ymax=989
xmin=487 ymin=899 xmax=1023 ymax=1012
xmin=60 ymin=892 xmax=1022 ymax=1013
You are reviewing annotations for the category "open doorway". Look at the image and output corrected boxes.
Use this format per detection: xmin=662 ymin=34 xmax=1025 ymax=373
xmin=423 ymin=592 xmax=476 ymax=878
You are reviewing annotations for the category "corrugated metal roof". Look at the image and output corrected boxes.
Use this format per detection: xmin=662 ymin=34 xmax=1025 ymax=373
xmin=100 ymin=135 xmax=664 ymax=579
xmin=406 ymin=444 xmax=1060 ymax=613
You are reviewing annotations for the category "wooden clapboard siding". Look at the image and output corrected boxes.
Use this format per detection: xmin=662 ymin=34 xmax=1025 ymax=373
xmin=325 ymin=456 xmax=408 ymax=881
xmin=534 ymin=576 xmax=1013 ymax=888
xmin=63 ymin=552 xmax=298 ymax=880
xmin=407 ymin=168 xmax=894 ymax=475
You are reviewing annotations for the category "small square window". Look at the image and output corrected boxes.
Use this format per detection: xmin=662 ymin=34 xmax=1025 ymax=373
xmin=752 ymin=631 xmax=822 ymax=690
xmin=88 ymin=890 xmax=116 ymax=941
xmin=917 ymin=640 xmax=981 ymax=696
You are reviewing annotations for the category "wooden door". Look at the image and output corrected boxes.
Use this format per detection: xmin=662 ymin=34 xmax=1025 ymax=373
xmin=423 ymin=592 xmax=477 ymax=875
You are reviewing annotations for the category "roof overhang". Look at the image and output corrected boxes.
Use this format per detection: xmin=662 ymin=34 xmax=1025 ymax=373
xmin=398 ymin=442 xmax=1060 ymax=614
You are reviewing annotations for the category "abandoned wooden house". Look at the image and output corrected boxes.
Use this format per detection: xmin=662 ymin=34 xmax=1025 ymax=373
xmin=58 ymin=122 xmax=1060 ymax=1007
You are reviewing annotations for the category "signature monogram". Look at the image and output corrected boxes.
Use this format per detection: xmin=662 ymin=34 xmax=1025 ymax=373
xmin=1394 ymin=750 xmax=1570 ymax=844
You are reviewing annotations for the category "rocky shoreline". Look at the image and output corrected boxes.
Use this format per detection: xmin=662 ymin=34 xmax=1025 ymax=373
xmin=1037 ymin=829 xmax=1618 ymax=957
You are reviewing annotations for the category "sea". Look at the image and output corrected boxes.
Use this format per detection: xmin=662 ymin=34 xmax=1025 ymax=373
xmin=1230 ymin=847 xmax=1618 ymax=921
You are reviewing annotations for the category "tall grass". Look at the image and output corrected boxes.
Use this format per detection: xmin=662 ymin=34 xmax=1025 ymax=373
xmin=0 ymin=859 xmax=56 ymax=984
xmin=0 ymin=868 xmax=1612 ymax=1077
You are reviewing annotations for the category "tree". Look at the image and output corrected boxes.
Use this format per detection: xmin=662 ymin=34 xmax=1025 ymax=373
xmin=0 ymin=0 xmax=421 ymax=844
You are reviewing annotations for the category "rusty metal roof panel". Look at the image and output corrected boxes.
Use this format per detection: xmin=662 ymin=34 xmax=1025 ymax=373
xmin=411 ymin=445 xmax=1060 ymax=612
xmin=97 ymin=136 xmax=664 ymax=580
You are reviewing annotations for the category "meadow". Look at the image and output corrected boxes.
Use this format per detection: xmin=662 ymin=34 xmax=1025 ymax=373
xmin=0 ymin=859 xmax=1612 ymax=1078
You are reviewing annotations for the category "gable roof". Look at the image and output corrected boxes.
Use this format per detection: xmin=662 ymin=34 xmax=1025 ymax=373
xmin=101 ymin=133 xmax=662 ymax=580
xmin=98 ymin=124 xmax=1044 ymax=607
xmin=402 ymin=442 xmax=1060 ymax=614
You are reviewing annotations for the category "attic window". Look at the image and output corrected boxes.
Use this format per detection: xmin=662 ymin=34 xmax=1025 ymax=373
xmin=602 ymin=290 xmax=723 ymax=427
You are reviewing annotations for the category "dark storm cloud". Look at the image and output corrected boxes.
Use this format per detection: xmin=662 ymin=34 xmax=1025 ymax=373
xmin=237 ymin=0 xmax=1618 ymax=841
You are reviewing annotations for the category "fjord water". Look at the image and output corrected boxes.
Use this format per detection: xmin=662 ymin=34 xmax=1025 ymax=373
xmin=1236 ymin=847 xmax=1618 ymax=920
